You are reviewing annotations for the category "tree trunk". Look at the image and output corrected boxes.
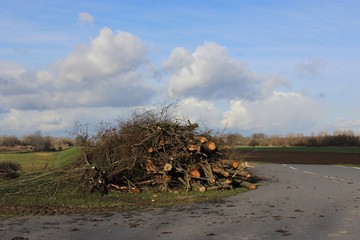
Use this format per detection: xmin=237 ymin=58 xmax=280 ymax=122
xmin=199 ymin=161 xmax=216 ymax=184
xmin=191 ymin=180 xmax=206 ymax=192
xmin=203 ymin=141 xmax=217 ymax=152
xmin=194 ymin=136 xmax=208 ymax=143
xmin=190 ymin=166 xmax=201 ymax=178
xmin=233 ymin=179 xmax=256 ymax=190
xmin=163 ymin=163 xmax=173 ymax=172
xmin=211 ymin=165 xmax=230 ymax=177
xmin=227 ymin=168 xmax=251 ymax=179
xmin=221 ymin=159 xmax=239 ymax=169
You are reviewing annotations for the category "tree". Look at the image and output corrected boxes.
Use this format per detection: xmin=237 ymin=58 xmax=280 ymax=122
xmin=21 ymin=131 xmax=52 ymax=151
xmin=0 ymin=136 xmax=20 ymax=147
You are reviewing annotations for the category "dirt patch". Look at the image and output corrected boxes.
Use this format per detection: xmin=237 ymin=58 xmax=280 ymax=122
xmin=236 ymin=150 xmax=360 ymax=165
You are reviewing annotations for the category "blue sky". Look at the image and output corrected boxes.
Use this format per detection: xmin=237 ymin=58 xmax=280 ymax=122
xmin=1 ymin=0 xmax=360 ymax=136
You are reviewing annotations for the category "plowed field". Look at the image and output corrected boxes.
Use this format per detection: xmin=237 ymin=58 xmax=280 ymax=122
xmin=235 ymin=150 xmax=360 ymax=165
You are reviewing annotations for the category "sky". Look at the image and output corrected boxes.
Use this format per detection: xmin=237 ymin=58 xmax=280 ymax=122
xmin=1 ymin=0 xmax=360 ymax=137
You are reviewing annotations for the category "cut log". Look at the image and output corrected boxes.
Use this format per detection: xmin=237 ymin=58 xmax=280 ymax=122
xmin=239 ymin=161 xmax=253 ymax=168
xmin=190 ymin=167 xmax=201 ymax=178
xmin=203 ymin=141 xmax=217 ymax=152
xmin=227 ymin=169 xmax=251 ymax=179
xmin=156 ymin=174 xmax=171 ymax=192
xmin=187 ymin=144 xmax=201 ymax=152
xmin=146 ymin=159 xmax=159 ymax=173
xmin=199 ymin=161 xmax=216 ymax=184
xmin=194 ymin=136 xmax=208 ymax=143
xmin=211 ymin=166 xmax=230 ymax=177
xmin=233 ymin=179 xmax=257 ymax=190
xmin=207 ymin=179 xmax=233 ymax=190
xmin=221 ymin=159 xmax=239 ymax=169
xmin=191 ymin=181 xmax=206 ymax=192
xmin=163 ymin=163 xmax=173 ymax=172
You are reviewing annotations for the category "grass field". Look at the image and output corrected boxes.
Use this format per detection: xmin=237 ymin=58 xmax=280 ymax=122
xmin=0 ymin=147 xmax=245 ymax=216
xmin=0 ymin=147 xmax=81 ymax=172
xmin=236 ymin=146 xmax=360 ymax=153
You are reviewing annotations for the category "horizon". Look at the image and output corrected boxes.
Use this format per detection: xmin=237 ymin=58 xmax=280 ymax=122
xmin=1 ymin=1 xmax=360 ymax=137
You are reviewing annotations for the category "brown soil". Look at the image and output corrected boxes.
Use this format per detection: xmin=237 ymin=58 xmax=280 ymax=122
xmin=236 ymin=150 xmax=360 ymax=165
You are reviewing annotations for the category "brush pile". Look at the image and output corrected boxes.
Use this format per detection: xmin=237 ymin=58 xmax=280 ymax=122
xmin=79 ymin=109 xmax=256 ymax=194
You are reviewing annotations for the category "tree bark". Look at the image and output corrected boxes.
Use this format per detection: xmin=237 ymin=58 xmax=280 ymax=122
xmin=190 ymin=166 xmax=201 ymax=178
xmin=233 ymin=179 xmax=256 ymax=190
xmin=203 ymin=141 xmax=217 ymax=152
xmin=191 ymin=180 xmax=206 ymax=192
xmin=211 ymin=165 xmax=230 ymax=177
xmin=194 ymin=136 xmax=208 ymax=143
xmin=163 ymin=163 xmax=173 ymax=172
xmin=199 ymin=161 xmax=216 ymax=184
xmin=227 ymin=168 xmax=251 ymax=179
xmin=221 ymin=159 xmax=239 ymax=169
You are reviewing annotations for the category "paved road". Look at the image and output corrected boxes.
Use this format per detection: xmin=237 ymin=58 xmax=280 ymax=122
xmin=1 ymin=164 xmax=360 ymax=240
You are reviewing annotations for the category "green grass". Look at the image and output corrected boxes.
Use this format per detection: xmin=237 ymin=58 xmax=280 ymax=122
xmin=0 ymin=147 xmax=82 ymax=172
xmin=0 ymin=186 xmax=246 ymax=216
xmin=0 ymin=172 xmax=245 ymax=216
xmin=47 ymin=147 xmax=82 ymax=169
xmin=236 ymin=146 xmax=360 ymax=153
xmin=0 ymin=147 xmax=247 ymax=216
xmin=0 ymin=151 xmax=53 ymax=172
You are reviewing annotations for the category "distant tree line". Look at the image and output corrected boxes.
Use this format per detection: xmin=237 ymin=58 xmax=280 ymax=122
xmin=0 ymin=131 xmax=74 ymax=152
xmin=2 ymin=129 xmax=359 ymax=151
xmin=219 ymin=130 xmax=360 ymax=147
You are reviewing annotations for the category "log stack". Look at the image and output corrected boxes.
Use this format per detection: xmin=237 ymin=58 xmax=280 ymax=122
xmin=82 ymin=121 xmax=256 ymax=194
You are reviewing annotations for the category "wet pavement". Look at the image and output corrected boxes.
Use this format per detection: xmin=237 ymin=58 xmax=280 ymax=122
xmin=1 ymin=164 xmax=360 ymax=240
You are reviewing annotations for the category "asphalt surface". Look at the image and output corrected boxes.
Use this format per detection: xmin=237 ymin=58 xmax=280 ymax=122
xmin=1 ymin=164 xmax=360 ymax=240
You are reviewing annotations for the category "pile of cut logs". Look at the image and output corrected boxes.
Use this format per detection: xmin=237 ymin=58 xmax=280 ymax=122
xmin=82 ymin=121 xmax=256 ymax=194
xmin=139 ymin=132 xmax=256 ymax=192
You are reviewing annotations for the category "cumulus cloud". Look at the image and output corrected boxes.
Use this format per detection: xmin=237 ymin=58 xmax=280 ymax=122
xmin=57 ymin=27 xmax=148 ymax=84
xmin=166 ymin=42 xmax=285 ymax=101
xmin=0 ymin=31 xmax=334 ymax=136
xmin=161 ymin=92 xmax=324 ymax=135
xmin=176 ymin=98 xmax=221 ymax=127
xmin=163 ymin=47 xmax=194 ymax=72
xmin=78 ymin=12 xmax=94 ymax=25
xmin=0 ymin=61 xmax=35 ymax=96
xmin=0 ymin=27 xmax=156 ymax=111
xmin=0 ymin=107 xmax=132 ymax=136
xmin=222 ymin=91 xmax=324 ymax=134
xmin=0 ymin=61 xmax=25 ymax=79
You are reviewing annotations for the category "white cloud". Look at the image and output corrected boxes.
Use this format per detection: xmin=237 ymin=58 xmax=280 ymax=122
xmin=0 ymin=61 xmax=25 ymax=79
xmin=162 ymin=92 xmax=325 ymax=135
xmin=57 ymin=27 xmax=148 ymax=83
xmin=0 ymin=31 xmax=348 ymax=137
xmin=166 ymin=42 xmax=283 ymax=100
xmin=0 ymin=106 xmax=134 ymax=136
xmin=78 ymin=12 xmax=94 ymax=25
xmin=0 ymin=61 xmax=38 ymax=95
xmin=163 ymin=47 xmax=194 ymax=72
xmin=176 ymin=98 xmax=221 ymax=128
xmin=0 ymin=27 xmax=156 ymax=111
xmin=222 ymin=91 xmax=324 ymax=134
